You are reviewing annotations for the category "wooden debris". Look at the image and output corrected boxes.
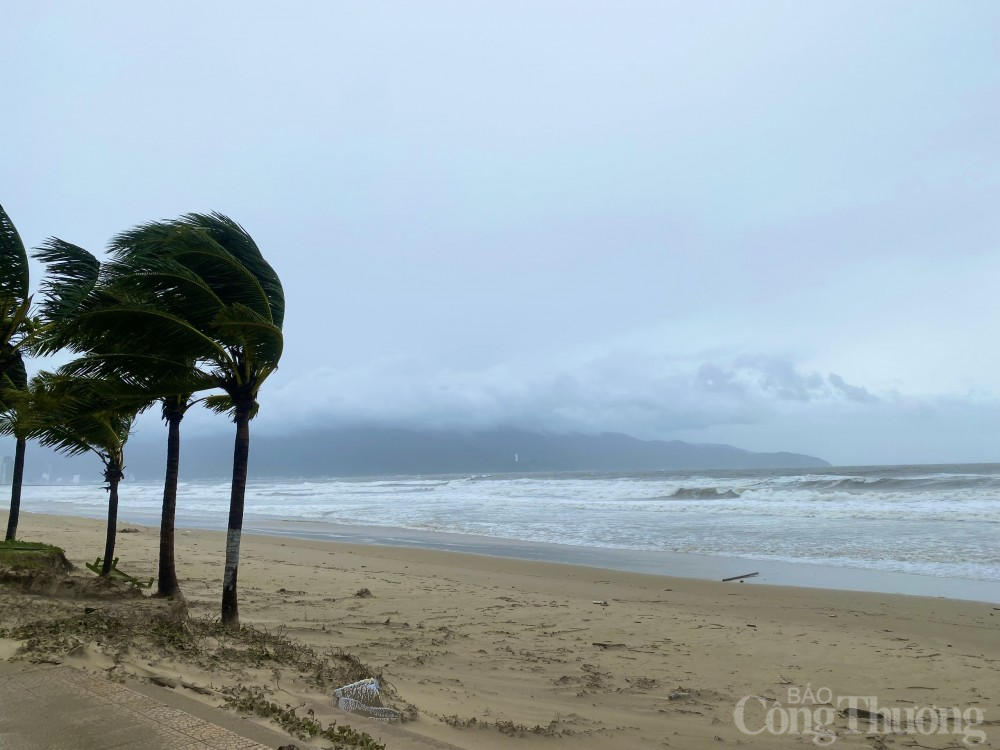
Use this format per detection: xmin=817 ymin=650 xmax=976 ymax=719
xmin=721 ymin=571 xmax=759 ymax=582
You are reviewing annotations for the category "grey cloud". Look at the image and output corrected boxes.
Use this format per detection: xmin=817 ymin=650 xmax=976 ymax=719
xmin=828 ymin=373 xmax=879 ymax=403
xmin=696 ymin=356 xmax=875 ymax=405
xmin=243 ymin=351 xmax=883 ymax=439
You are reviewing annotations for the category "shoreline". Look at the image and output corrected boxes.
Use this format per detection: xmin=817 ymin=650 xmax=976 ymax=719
xmin=3 ymin=511 xmax=999 ymax=749
xmin=243 ymin=518 xmax=1000 ymax=605
xmin=15 ymin=505 xmax=1000 ymax=604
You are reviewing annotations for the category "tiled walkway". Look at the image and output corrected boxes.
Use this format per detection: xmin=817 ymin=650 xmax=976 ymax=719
xmin=0 ymin=665 xmax=275 ymax=750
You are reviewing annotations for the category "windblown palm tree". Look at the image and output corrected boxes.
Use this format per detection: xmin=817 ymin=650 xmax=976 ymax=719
xmin=18 ymin=372 xmax=143 ymax=575
xmin=0 ymin=203 xmax=39 ymax=541
xmin=154 ymin=393 xmax=192 ymax=596
xmin=0 ymin=359 xmax=28 ymax=543
xmin=45 ymin=213 xmax=284 ymax=625
xmin=32 ymin=238 xmax=202 ymax=598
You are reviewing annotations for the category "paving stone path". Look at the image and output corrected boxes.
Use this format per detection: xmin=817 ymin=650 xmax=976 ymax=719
xmin=0 ymin=665 xmax=275 ymax=750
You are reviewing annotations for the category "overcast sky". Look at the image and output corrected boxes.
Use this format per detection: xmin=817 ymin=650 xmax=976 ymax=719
xmin=2 ymin=2 xmax=999 ymax=466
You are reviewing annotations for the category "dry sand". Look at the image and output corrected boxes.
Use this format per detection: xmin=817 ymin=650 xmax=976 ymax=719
xmin=2 ymin=511 xmax=998 ymax=749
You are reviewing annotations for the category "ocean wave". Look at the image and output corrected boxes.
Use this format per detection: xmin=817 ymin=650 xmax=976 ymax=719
xmin=651 ymin=487 xmax=743 ymax=500
xmin=786 ymin=475 xmax=1000 ymax=493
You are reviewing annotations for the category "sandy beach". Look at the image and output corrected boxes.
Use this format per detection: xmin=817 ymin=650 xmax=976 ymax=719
xmin=2 ymin=511 xmax=998 ymax=749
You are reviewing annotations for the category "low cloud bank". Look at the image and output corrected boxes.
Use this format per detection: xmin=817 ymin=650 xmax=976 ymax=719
xmin=15 ymin=348 xmax=997 ymax=467
xmin=253 ymin=350 xmax=878 ymax=434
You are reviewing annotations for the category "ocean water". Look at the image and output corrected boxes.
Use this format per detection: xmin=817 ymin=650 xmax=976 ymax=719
xmin=17 ymin=464 xmax=1000 ymax=594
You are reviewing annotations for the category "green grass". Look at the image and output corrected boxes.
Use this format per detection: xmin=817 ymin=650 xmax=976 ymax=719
xmin=0 ymin=540 xmax=71 ymax=572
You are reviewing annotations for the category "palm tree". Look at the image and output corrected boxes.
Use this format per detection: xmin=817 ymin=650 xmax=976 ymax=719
xmin=0 ymin=358 xmax=28 ymax=543
xmin=155 ymin=392 xmax=195 ymax=597
xmin=45 ymin=214 xmax=284 ymax=626
xmin=19 ymin=372 xmax=143 ymax=575
xmin=1 ymin=203 xmax=38 ymax=541
xmin=30 ymin=238 xmax=197 ymax=598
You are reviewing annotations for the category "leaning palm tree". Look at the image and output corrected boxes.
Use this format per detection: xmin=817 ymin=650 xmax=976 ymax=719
xmin=0 ymin=203 xmax=40 ymax=541
xmin=44 ymin=214 xmax=284 ymax=626
xmin=19 ymin=372 xmax=143 ymax=575
xmin=4 ymin=208 xmax=108 ymax=542
xmin=32 ymin=238 xmax=202 ymax=598
xmin=0 ymin=356 xmax=28 ymax=542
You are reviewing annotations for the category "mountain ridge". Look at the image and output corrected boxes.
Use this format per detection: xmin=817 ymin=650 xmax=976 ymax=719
xmin=7 ymin=427 xmax=829 ymax=482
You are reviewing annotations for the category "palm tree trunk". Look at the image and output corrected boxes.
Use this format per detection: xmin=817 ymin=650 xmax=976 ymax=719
xmin=221 ymin=401 xmax=252 ymax=627
xmin=100 ymin=463 xmax=122 ymax=576
xmin=156 ymin=411 xmax=182 ymax=597
xmin=4 ymin=436 xmax=26 ymax=541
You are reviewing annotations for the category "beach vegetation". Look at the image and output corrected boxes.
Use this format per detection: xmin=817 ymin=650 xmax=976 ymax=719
xmin=0 ymin=539 xmax=71 ymax=574
xmin=441 ymin=714 xmax=569 ymax=737
xmin=3 ymin=603 xmax=382 ymax=686
xmin=0 ymin=593 xmax=388 ymax=749
xmin=220 ymin=684 xmax=386 ymax=748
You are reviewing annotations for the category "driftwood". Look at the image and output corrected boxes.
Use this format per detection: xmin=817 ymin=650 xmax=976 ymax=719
xmin=721 ymin=571 xmax=759 ymax=582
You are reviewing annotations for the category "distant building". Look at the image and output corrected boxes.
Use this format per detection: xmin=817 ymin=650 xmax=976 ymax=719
xmin=0 ymin=456 xmax=13 ymax=485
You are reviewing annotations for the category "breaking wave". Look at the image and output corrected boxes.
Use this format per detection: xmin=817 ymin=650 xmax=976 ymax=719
xmin=652 ymin=487 xmax=743 ymax=500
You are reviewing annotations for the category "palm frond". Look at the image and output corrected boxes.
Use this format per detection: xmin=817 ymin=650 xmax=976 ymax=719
xmin=178 ymin=213 xmax=285 ymax=328
xmin=172 ymin=243 xmax=274 ymax=321
xmin=0 ymin=409 xmax=15 ymax=436
xmin=59 ymin=353 xmax=219 ymax=397
xmin=28 ymin=286 xmax=128 ymax=357
xmin=111 ymin=222 xmax=275 ymax=322
xmin=0 ymin=349 xmax=28 ymax=400
xmin=32 ymin=238 xmax=101 ymax=325
xmin=54 ymin=304 xmax=234 ymax=369
xmin=202 ymin=393 xmax=257 ymax=420
xmin=95 ymin=212 xmax=285 ymax=417
xmin=105 ymin=219 xmax=178 ymax=261
xmin=0 ymin=353 xmax=29 ymax=438
xmin=21 ymin=372 xmax=141 ymax=463
xmin=211 ymin=304 xmax=284 ymax=365
xmin=102 ymin=255 xmax=226 ymax=326
xmin=0 ymin=203 xmax=30 ymax=303
xmin=60 ymin=351 xmax=199 ymax=380
xmin=0 ymin=294 xmax=34 ymax=347
xmin=160 ymin=392 xmax=199 ymax=421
